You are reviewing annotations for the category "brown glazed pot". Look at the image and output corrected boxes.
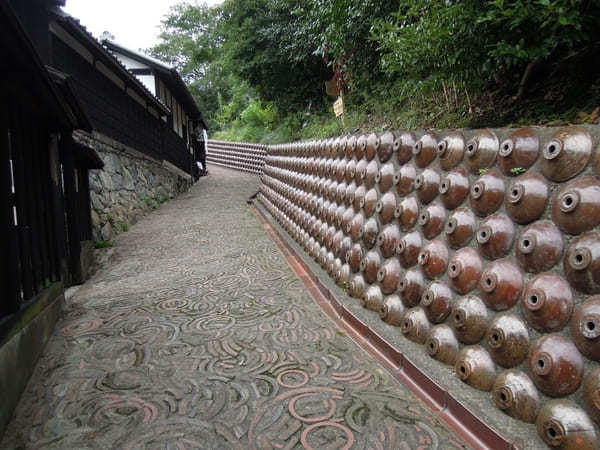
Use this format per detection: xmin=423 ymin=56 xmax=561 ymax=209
xmin=401 ymin=307 xmax=431 ymax=344
xmin=571 ymin=296 xmax=600 ymax=361
xmin=361 ymin=284 xmax=384 ymax=312
xmin=528 ymin=334 xmax=584 ymax=397
xmin=521 ymin=273 xmax=573 ymax=333
xmin=480 ymin=259 xmax=523 ymax=311
xmin=451 ymin=295 xmax=489 ymax=344
xmin=469 ymin=170 xmax=505 ymax=217
xmin=346 ymin=242 xmax=364 ymax=273
xmin=536 ymin=400 xmax=597 ymax=450
xmin=414 ymin=168 xmax=441 ymax=204
xmin=477 ymin=213 xmax=515 ymax=260
xmin=552 ymin=176 xmax=600 ymax=235
xmin=335 ymin=263 xmax=351 ymax=288
xmin=464 ymin=129 xmax=499 ymax=174
xmin=413 ymin=133 xmax=438 ymax=167
xmin=376 ymin=162 xmax=396 ymax=193
xmin=455 ymin=345 xmax=496 ymax=392
xmin=355 ymin=134 xmax=367 ymax=160
xmin=395 ymin=195 xmax=419 ymax=231
xmin=395 ymin=163 xmax=417 ymax=196
xmin=345 ymin=135 xmax=357 ymax=160
xmin=583 ymin=368 xmax=600 ymax=425
xmin=355 ymin=159 xmax=367 ymax=185
xmin=396 ymin=230 xmax=423 ymax=268
xmin=361 ymin=217 xmax=379 ymax=249
xmin=380 ymin=294 xmax=405 ymax=326
xmin=360 ymin=249 xmax=381 ymax=284
xmin=426 ymin=324 xmax=460 ymax=365
xmin=439 ymin=167 xmax=469 ymax=210
xmin=492 ymin=369 xmax=540 ymax=424
xmin=564 ymin=231 xmax=600 ymax=294
xmin=487 ymin=313 xmax=529 ymax=368
xmin=377 ymin=131 xmax=399 ymax=163
xmin=365 ymin=132 xmax=380 ymax=161
xmin=399 ymin=267 xmax=425 ymax=307
xmin=421 ymin=281 xmax=453 ymax=323
xmin=353 ymin=185 xmax=366 ymax=211
xmin=418 ymin=239 xmax=449 ymax=279
xmin=338 ymin=236 xmax=353 ymax=262
xmin=342 ymin=206 xmax=355 ymax=233
xmin=345 ymin=160 xmax=356 ymax=184
xmin=364 ymin=188 xmax=379 ymax=217
xmin=349 ymin=273 xmax=366 ymax=298
xmin=376 ymin=191 xmax=397 ymax=225
xmin=498 ymin=128 xmax=540 ymax=176
xmin=505 ymin=172 xmax=549 ymax=224
xmin=540 ymin=125 xmax=593 ymax=182
xmin=377 ymin=258 xmax=403 ymax=295
xmin=445 ymin=208 xmax=476 ymax=249
xmin=345 ymin=182 xmax=357 ymax=207
xmin=437 ymin=132 xmax=465 ymax=170
xmin=448 ymin=247 xmax=483 ymax=295
xmin=363 ymin=160 xmax=379 ymax=189
xmin=396 ymin=131 xmax=416 ymax=165
xmin=377 ymin=224 xmax=401 ymax=259
xmin=418 ymin=201 xmax=446 ymax=239
xmin=516 ymin=220 xmax=564 ymax=273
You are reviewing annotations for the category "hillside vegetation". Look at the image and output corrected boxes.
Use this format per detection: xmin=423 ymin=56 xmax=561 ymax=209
xmin=150 ymin=0 xmax=600 ymax=142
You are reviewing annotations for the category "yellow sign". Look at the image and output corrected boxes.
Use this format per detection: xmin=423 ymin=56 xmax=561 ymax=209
xmin=333 ymin=96 xmax=344 ymax=117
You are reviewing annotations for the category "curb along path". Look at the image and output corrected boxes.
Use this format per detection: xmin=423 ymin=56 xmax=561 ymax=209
xmin=2 ymin=166 xmax=467 ymax=449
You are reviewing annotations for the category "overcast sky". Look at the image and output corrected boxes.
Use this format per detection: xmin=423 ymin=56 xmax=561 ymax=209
xmin=63 ymin=0 xmax=222 ymax=52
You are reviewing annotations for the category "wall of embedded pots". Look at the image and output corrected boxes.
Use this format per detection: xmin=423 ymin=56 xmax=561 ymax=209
xmin=256 ymin=125 xmax=600 ymax=448
xmin=206 ymin=139 xmax=266 ymax=174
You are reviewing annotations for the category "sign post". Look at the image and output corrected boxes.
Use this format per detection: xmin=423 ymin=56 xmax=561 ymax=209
xmin=333 ymin=94 xmax=345 ymax=126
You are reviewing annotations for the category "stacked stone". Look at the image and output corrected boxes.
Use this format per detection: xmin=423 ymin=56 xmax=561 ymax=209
xmin=257 ymin=126 xmax=600 ymax=448
xmin=206 ymin=140 xmax=266 ymax=174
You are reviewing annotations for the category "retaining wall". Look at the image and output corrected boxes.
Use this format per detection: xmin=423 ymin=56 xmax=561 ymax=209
xmin=207 ymin=139 xmax=266 ymax=174
xmin=257 ymin=125 xmax=600 ymax=448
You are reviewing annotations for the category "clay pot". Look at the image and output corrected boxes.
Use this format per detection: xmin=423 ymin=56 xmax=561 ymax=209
xmin=421 ymin=281 xmax=453 ymax=323
xmin=455 ymin=345 xmax=496 ymax=391
xmin=418 ymin=239 xmax=449 ymax=279
xmin=401 ymin=307 xmax=431 ymax=344
xmin=437 ymin=132 xmax=465 ymax=170
xmin=448 ymin=247 xmax=483 ymax=294
xmin=332 ymin=229 xmax=345 ymax=256
xmin=505 ymin=173 xmax=549 ymax=224
xmin=426 ymin=324 xmax=460 ymax=365
xmin=376 ymin=191 xmax=397 ymax=224
xmin=540 ymin=125 xmax=593 ymax=182
xmin=377 ymin=258 xmax=403 ymax=295
xmin=345 ymin=161 xmax=356 ymax=184
xmin=477 ymin=213 xmax=515 ymax=260
xmin=365 ymin=132 xmax=380 ymax=161
xmin=361 ymin=284 xmax=384 ymax=312
xmin=469 ymin=170 xmax=505 ymax=217
xmin=355 ymin=135 xmax=367 ymax=160
xmin=571 ymin=296 xmax=600 ymax=361
xmin=336 ymin=263 xmax=351 ymax=288
xmin=363 ymin=160 xmax=379 ymax=190
xmin=349 ymin=212 xmax=365 ymax=243
xmin=376 ymin=162 xmax=396 ymax=192
xmin=345 ymin=135 xmax=357 ymax=160
xmin=380 ymin=294 xmax=405 ymax=326
xmin=377 ymin=224 xmax=401 ymax=258
xmin=377 ymin=131 xmax=399 ymax=163
xmin=338 ymin=236 xmax=353 ymax=262
xmin=344 ymin=182 xmax=357 ymax=207
xmin=346 ymin=242 xmax=364 ymax=273
xmin=360 ymin=249 xmax=381 ymax=284
xmin=465 ymin=129 xmax=499 ymax=174
xmin=439 ymin=167 xmax=469 ymax=210
xmin=419 ymin=201 xmax=446 ymax=239
xmin=487 ymin=313 xmax=529 ymax=368
xmin=363 ymin=188 xmax=378 ymax=217
xmin=536 ymin=400 xmax=597 ymax=450
xmin=480 ymin=259 xmax=523 ymax=311
xmin=349 ymin=273 xmax=366 ymax=298
xmin=399 ymin=267 xmax=425 ymax=307
xmin=445 ymin=208 xmax=476 ymax=249
xmin=552 ymin=176 xmax=600 ymax=235
xmin=355 ymin=159 xmax=367 ymax=185
xmin=342 ymin=207 xmax=355 ymax=233
xmin=521 ymin=273 xmax=573 ymax=333
xmin=528 ymin=334 xmax=584 ymax=397
xmin=361 ymin=217 xmax=379 ymax=249
xmin=396 ymin=231 xmax=422 ymax=268
xmin=395 ymin=195 xmax=419 ymax=231
xmin=395 ymin=164 xmax=417 ymax=196
xmin=396 ymin=131 xmax=416 ymax=165
xmin=451 ymin=295 xmax=489 ymax=344
xmin=583 ymin=368 xmax=600 ymax=425
xmin=516 ymin=220 xmax=564 ymax=273
xmin=353 ymin=185 xmax=366 ymax=211
xmin=492 ymin=370 xmax=540 ymax=423
xmin=498 ymin=128 xmax=540 ymax=176
xmin=564 ymin=231 xmax=600 ymax=294
xmin=413 ymin=133 xmax=438 ymax=167
xmin=414 ymin=168 xmax=440 ymax=204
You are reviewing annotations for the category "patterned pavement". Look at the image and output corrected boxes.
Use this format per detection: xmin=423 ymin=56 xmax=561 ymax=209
xmin=1 ymin=166 xmax=467 ymax=449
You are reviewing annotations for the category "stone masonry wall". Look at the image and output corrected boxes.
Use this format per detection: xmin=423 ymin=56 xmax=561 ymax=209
xmin=74 ymin=131 xmax=190 ymax=242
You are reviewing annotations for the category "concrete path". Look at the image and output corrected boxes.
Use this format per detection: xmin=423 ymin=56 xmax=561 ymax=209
xmin=2 ymin=166 xmax=467 ymax=449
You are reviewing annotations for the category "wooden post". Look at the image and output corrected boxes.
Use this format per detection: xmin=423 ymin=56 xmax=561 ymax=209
xmin=60 ymin=136 xmax=82 ymax=285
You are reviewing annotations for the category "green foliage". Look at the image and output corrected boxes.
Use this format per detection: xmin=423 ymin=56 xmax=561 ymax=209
xmin=510 ymin=167 xmax=527 ymax=175
xmin=95 ymin=240 xmax=115 ymax=249
xmin=120 ymin=222 xmax=129 ymax=233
